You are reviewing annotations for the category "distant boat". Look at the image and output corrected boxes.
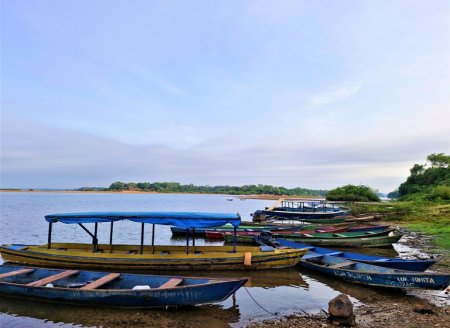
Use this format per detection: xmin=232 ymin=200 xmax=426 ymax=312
xmin=277 ymin=239 xmax=436 ymax=272
xmin=0 ymin=265 xmax=247 ymax=308
xmin=226 ymin=198 xmax=234 ymax=201
xmin=260 ymin=199 xmax=349 ymax=220
xmin=299 ymin=253 xmax=450 ymax=289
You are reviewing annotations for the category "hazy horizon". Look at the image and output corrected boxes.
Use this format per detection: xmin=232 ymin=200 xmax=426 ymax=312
xmin=2 ymin=1 xmax=449 ymax=193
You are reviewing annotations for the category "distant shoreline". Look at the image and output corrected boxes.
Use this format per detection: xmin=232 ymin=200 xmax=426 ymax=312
xmin=0 ymin=189 xmax=324 ymax=200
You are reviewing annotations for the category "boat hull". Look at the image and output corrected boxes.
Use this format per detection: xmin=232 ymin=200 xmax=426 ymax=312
xmin=0 ymin=265 xmax=247 ymax=308
xmin=0 ymin=244 xmax=306 ymax=271
xmin=277 ymin=240 xmax=435 ymax=271
xmin=282 ymin=234 xmax=403 ymax=247
xmin=300 ymin=255 xmax=450 ymax=289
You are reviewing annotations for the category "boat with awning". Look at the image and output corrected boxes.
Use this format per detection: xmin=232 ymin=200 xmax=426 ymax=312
xmin=0 ymin=212 xmax=307 ymax=271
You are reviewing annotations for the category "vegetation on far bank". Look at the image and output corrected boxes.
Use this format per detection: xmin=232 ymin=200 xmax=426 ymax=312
xmin=78 ymin=181 xmax=327 ymax=196
xmin=326 ymin=185 xmax=380 ymax=202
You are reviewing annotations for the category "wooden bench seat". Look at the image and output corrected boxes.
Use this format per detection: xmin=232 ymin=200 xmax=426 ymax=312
xmin=80 ymin=273 xmax=121 ymax=290
xmin=157 ymin=278 xmax=183 ymax=289
xmin=328 ymin=261 xmax=355 ymax=269
xmin=333 ymin=233 xmax=348 ymax=237
xmin=27 ymin=270 xmax=79 ymax=287
xmin=0 ymin=268 xmax=35 ymax=279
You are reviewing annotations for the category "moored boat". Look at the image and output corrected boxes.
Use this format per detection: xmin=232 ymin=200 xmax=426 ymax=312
xmin=0 ymin=212 xmax=307 ymax=271
xmin=277 ymin=239 xmax=436 ymax=271
xmin=0 ymin=265 xmax=247 ymax=308
xmin=299 ymin=253 xmax=450 ymax=289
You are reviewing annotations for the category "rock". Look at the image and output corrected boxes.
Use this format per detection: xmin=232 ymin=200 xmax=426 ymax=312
xmin=328 ymin=294 xmax=356 ymax=326
xmin=414 ymin=305 xmax=434 ymax=314
xmin=328 ymin=294 xmax=354 ymax=318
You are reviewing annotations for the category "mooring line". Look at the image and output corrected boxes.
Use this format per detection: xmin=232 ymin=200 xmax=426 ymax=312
xmin=244 ymin=287 xmax=278 ymax=316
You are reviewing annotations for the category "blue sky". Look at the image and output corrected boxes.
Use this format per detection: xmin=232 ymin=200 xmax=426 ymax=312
xmin=1 ymin=0 xmax=449 ymax=192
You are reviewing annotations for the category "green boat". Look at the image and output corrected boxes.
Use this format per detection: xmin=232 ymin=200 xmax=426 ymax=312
xmin=271 ymin=229 xmax=394 ymax=240
xmin=224 ymin=231 xmax=403 ymax=248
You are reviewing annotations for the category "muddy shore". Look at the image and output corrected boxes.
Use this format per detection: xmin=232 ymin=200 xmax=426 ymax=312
xmin=244 ymin=227 xmax=450 ymax=328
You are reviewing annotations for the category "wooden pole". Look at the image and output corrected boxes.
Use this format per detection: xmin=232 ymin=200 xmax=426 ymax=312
xmin=192 ymin=228 xmax=195 ymax=253
xmin=140 ymin=223 xmax=144 ymax=254
xmin=109 ymin=222 xmax=114 ymax=253
xmin=47 ymin=222 xmax=52 ymax=249
xmin=151 ymin=224 xmax=155 ymax=254
xmin=233 ymin=226 xmax=237 ymax=253
xmin=93 ymin=223 xmax=98 ymax=252
xmin=186 ymin=228 xmax=190 ymax=255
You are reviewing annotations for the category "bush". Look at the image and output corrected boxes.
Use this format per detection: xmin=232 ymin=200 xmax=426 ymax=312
xmin=326 ymin=185 xmax=380 ymax=202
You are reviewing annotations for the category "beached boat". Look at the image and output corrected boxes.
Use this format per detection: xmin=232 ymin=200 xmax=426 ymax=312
xmin=271 ymin=229 xmax=395 ymax=240
xmin=0 ymin=265 xmax=247 ymax=308
xmin=277 ymin=240 xmax=436 ymax=271
xmin=0 ymin=212 xmax=307 ymax=271
xmin=171 ymin=224 xmax=300 ymax=237
xmin=224 ymin=231 xmax=403 ymax=247
xmin=299 ymin=253 xmax=450 ymax=289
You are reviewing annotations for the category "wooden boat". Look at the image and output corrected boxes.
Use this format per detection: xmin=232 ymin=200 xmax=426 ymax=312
xmin=281 ymin=234 xmax=403 ymax=247
xmin=225 ymin=232 xmax=403 ymax=247
xmin=277 ymin=239 xmax=436 ymax=271
xmin=0 ymin=265 xmax=247 ymax=308
xmin=299 ymin=253 xmax=450 ymax=289
xmin=346 ymin=224 xmax=390 ymax=232
xmin=271 ymin=229 xmax=395 ymax=240
xmin=0 ymin=212 xmax=307 ymax=271
xmin=171 ymin=224 xmax=300 ymax=237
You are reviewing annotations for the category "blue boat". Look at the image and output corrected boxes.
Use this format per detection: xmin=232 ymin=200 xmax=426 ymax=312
xmin=299 ymin=253 xmax=450 ymax=289
xmin=0 ymin=265 xmax=247 ymax=308
xmin=278 ymin=239 xmax=436 ymax=272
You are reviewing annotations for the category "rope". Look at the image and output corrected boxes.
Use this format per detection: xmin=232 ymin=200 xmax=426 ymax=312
xmin=244 ymin=287 xmax=278 ymax=316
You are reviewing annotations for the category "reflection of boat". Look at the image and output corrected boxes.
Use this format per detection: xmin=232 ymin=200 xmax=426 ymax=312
xmin=278 ymin=240 xmax=436 ymax=271
xmin=0 ymin=212 xmax=307 ymax=271
xmin=300 ymin=253 xmax=450 ymax=289
xmin=0 ymin=265 xmax=247 ymax=308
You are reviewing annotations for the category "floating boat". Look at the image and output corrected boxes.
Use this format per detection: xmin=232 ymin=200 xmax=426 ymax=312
xmin=277 ymin=239 xmax=436 ymax=271
xmin=0 ymin=212 xmax=307 ymax=271
xmin=262 ymin=199 xmax=349 ymax=220
xmin=0 ymin=265 xmax=247 ymax=308
xmin=280 ymin=233 xmax=403 ymax=247
xmin=299 ymin=253 xmax=450 ymax=289
xmin=171 ymin=224 xmax=300 ymax=237
xmin=271 ymin=229 xmax=395 ymax=240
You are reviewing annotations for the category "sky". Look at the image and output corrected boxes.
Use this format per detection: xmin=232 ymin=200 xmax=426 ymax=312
xmin=1 ymin=0 xmax=449 ymax=193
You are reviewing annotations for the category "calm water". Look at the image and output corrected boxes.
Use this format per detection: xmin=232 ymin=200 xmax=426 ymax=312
xmin=0 ymin=192 xmax=443 ymax=328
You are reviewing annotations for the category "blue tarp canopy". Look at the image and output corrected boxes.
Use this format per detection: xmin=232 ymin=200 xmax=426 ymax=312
xmin=44 ymin=212 xmax=241 ymax=228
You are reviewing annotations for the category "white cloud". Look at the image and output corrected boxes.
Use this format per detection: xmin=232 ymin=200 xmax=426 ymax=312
xmin=310 ymin=83 xmax=361 ymax=107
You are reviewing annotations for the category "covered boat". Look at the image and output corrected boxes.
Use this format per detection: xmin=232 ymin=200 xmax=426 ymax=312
xmin=0 ymin=265 xmax=247 ymax=308
xmin=0 ymin=212 xmax=307 ymax=271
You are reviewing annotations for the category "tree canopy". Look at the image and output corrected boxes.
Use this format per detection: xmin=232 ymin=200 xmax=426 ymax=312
xmin=326 ymin=185 xmax=381 ymax=202
xmin=397 ymin=153 xmax=450 ymax=200
xmin=102 ymin=181 xmax=327 ymax=196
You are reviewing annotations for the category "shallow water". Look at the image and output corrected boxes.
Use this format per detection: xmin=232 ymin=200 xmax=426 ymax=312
xmin=0 ymin=192 xmax=447 ymax=327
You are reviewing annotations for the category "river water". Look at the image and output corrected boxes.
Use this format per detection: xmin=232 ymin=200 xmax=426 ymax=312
xmin=0 ymin=192 xmax=445 ymax=327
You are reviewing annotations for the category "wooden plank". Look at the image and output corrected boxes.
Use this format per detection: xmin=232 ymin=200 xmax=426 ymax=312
xmin=266 ymin=197 xmax=285 ymax=212
xmin=328 ymin=261 xmax=355 ymax=269
xmin=157 ymin=278 xmax=184 ymax=289
xmin=27 ymin=270 xmax=79 ymax=287
xmin=333 ymin=233 xmax=348 ymax=237
xmin=244 ymin=252 xmax=252 ymax=266
xmin=80 ymin=273 xmax=121 ymax=290
xmin=0 ymin=268 xmax=35 ymax=279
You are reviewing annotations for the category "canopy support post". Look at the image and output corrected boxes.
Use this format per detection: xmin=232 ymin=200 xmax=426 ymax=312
xmin=151 ymin=224 xmax=155 ymax=254
xmin=109 ymin=222 xmax=114 ymax=253
xmin=233 ymin=226 xmax=237 ymax=253
xmin=93 ymin=223 xmax=98 ymax=252
xmin=140 ymin=223 xmax=144 ymax=254
xmin=192 ymin=228 xmax=195 ymax=254
xmin=47 ymin=222 xmax=52 ymax=249
xmin=186 ymin=228 xmax=190 ymax=255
